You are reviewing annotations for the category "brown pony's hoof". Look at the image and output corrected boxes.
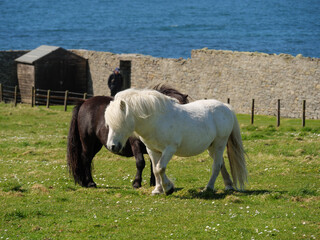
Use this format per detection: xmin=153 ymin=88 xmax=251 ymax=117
xmin=132 ymin=180 xmax=142 ymax=189
xmin=165 ymin=187 xmax=175 ymax=195
xmin=86 ymin=182 xmax=97 ymax=188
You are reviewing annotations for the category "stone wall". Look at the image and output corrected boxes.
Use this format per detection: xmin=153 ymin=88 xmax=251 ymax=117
xmin=0 ymin=50 xmax=28 ymax=86
xmin=1 ymin=49 xmax=319 ymax=119
xmin=71 ymin=49 xmax=320 ymax=119
xmin=190 ymin=50 xmax=320 ymax=119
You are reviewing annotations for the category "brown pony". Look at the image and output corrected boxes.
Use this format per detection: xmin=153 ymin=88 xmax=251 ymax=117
xmin=67 ymin=85 xmax=189 ymax=188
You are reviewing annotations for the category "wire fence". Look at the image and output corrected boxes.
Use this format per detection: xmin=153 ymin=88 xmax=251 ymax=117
xmin=0 ymin=84 xmax=312 ymax=127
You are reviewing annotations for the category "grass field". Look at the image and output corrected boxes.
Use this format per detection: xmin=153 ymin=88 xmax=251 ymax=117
xmin=0 ymin=102 xmax=319 ymax=239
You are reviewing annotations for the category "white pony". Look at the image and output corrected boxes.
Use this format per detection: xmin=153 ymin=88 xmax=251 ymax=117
xmin=105 ymin=89 xmax=248 ymax=195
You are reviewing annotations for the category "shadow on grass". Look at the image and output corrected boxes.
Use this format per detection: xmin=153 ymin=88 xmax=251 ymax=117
xmin=1 ymin=182 xmax=27 ymax=193
xmin=96 ymin=186 xmax=122 ymax=190
xmin=173 ymin=188 xmax=287 ymax=200
xmin=96 ymin=185 xmax=143 ymax=196
xmin=70 ymin=184 xmax=289 ymax=200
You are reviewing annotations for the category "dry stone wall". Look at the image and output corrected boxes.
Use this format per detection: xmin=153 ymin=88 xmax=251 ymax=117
xmin=0 ymin=50 xmax=28 ymax=86
xmin=190 ymin=49 xmax=320 ymax=119
xmin=72 ymin=49 xmax=320 ymax=119
xmin=1 ymin=49 xmax=319 ymax=119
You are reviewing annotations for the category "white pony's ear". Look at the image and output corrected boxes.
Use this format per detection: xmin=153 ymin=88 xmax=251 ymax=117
xmin=120 ymin=100 xmax=126 ymax=112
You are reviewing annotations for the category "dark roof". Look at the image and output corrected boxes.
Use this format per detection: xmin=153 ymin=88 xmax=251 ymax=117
xmin=15 ymin=45 xmax=63 ymax=64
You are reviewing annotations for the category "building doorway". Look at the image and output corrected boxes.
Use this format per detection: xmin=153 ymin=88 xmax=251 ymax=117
xmin=120 ymin=60 xmax=131 ymax=90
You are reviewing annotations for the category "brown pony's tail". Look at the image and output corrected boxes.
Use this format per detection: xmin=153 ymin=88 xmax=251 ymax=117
xmin=67 ymin=101 xmax=84 ymax=185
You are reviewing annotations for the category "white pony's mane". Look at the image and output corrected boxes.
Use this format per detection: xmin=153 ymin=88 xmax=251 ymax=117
xmin=105 ymin=88 xmax=177 ymax=130
xmin=116 ymin=88 xmax=177 ymax=116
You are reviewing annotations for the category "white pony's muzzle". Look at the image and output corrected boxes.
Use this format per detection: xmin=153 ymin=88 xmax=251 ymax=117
xmin=106 ymin=127 xmax=126 ymax=154
xmin=110 ymin=142 xmax=122 ymax=153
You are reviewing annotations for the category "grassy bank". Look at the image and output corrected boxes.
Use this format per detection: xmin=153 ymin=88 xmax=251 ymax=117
xmin=0 ymin=103 xmax=319 ymax=239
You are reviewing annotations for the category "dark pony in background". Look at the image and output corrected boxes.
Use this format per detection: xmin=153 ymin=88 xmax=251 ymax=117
xmin=67 ymin=85 xmax=189 ymax=188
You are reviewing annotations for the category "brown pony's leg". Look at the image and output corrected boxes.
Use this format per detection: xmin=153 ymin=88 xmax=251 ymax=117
xmin=81 ymin=155 xmax=96 ymax=187
xmin=79 ymin=138 xmax=102 ymax=188
xmin=133 ymin=153 xmax=145 ymax=188
xmin=129 ymin=138 xmax=155 ymax=188
xmin=149 ymin=160 xmax=155 ymax=186
xmin=129 ymin=138 xmax=145 ymax=188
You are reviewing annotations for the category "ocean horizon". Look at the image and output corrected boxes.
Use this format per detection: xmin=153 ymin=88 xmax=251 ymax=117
xmin=0 ymin=0 xmax=319 ymax=59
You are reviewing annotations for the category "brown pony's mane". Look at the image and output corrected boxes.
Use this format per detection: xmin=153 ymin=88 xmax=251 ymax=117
xmin=153 ymin=84 xmax=189 ymax=104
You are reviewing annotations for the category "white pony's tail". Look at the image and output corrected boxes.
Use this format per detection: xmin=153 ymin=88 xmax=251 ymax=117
xmin=227 ymin=113 xmax=248 ymax=190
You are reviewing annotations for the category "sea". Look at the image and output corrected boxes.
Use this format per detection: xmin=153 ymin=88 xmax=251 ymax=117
xmin=0 ymin=0 xmax=319 ymax=59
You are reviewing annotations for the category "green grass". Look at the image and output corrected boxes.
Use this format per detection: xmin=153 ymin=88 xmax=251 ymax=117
xmin=0 ymin=102 xmax=319 ymax=239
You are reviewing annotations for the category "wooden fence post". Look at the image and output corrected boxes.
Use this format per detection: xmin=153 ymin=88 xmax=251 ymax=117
xmin=83 ymin=93 xmax=87 ymax=100
xmin=64 ymin=90 xmax=69 ymax=111
xmin=0 ymin=84 xmax=3 ymax=102
xmin=14 ymin=86 xmax=18 ymax=107
xmin=302 ymin=100 xmax=306 ymax=127
xmin=46 ymin=90 xmax=51 ymax=108
xmin=277 ymin=99 xmax=280 ymax=127
xmin=31 ymin=86 xmax=35 ymax=107
xmin=251 ymin=99 xmax=255 ymax=124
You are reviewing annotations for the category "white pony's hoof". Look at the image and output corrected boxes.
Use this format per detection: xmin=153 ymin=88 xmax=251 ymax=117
xmin=152 ymin=186 xmax=164 ymax=195
xmin=202 ymin=187 xmax=216 ymax=193
xmin=151 ymin=191 xmax=163 ymax=196
xmin=165 ymin=187 xmax=175 ymax=195
xmin=225 ymin=185 xmax=235 ymax=191
xmin=163 ymin=182 xmax=175 ymax=195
